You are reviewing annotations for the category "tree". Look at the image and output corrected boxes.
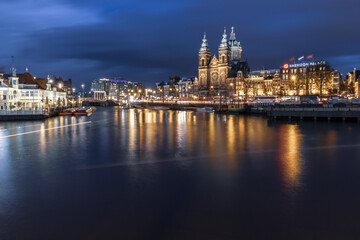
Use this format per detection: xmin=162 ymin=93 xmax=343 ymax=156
xmin=305 ymin=71 xmax=311 ymax=95
xmin=16 ymin=102 xmax=22 ymax=110
xmin=348 ymin=81 xmax=355 ymax=94
xmin=315 ymin=71 xmax=330 ymax=95
xmin=278 ymin=86 xmax=285 ymax=97
xmin=339 ymin=80 xmax=346 ymax=94
xmin=45 ymin=97 xmax=49 ymax=108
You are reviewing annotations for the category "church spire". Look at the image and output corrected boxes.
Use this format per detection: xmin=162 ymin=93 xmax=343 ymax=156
xmin=200 ymin=32 xmax=209 ymax=52
xmin=229 ymin=26 xmax=241 ymax=48
xmin=229 ymin=27 xmax=236 ymax=41
xmin=220 ymin=27 xmax=228 ymax=48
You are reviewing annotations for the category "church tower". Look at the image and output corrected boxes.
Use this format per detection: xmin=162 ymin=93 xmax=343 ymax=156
xmin=9 ymin=56 xmax=19 ymax=89
xmin=198 ymin=33 xmax=211 ymax=88
xmin=218 ymin=28 xmax=231 ymax=86
xmin=228 ymin=27 xmax=242 ymax=63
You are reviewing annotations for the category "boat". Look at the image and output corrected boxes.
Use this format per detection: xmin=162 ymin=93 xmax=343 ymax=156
xmin=73 ymin=107 xmax=93 ymax=116
xmin=228 ymin=103 xmax=246 ymax=113
xmin=214 ymin=105 xmax=228 ymax=113
xmin=122 ymin=105 xmax=133 ymax=109
xmin=151 ymin=106 xmax=170 ymax=110
xmin=59 ymin=108 xmax=75 ymax=116
xmin=133 ymin=105 xmax=143 ymax=109
xmin=196 ymin=107 xmax=214 ymax=113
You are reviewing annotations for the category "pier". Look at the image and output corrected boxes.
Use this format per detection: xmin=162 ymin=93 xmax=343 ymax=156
xmin=267 ymin=106 xmax=360 ymax=122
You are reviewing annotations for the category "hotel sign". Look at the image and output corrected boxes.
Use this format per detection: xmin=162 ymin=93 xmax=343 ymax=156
xmin=289 ymin=60 xmax=326 ymax=68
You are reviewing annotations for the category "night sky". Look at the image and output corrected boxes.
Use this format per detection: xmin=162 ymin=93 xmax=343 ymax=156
xmin=1 ymin=0 xmax=360 ymax=89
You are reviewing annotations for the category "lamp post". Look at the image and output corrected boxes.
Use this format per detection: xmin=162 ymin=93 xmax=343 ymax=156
xmin=81 ymin=84 xmax=85 ymax=98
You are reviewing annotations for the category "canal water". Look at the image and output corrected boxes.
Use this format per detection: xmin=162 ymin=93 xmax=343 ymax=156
xmin=1 ymin=107 xmax=360 ymax=239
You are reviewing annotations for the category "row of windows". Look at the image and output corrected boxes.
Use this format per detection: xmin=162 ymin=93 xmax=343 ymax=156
xmin=21 ymin=91 xmax=39 ymax=97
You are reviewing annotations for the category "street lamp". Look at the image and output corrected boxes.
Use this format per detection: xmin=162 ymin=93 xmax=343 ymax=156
xmin=81 ymin=84 xmax=85 ymax=97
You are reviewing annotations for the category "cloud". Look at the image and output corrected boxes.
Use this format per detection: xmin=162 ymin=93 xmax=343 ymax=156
xmin=1 ymin=0 xmax=360 ymax=88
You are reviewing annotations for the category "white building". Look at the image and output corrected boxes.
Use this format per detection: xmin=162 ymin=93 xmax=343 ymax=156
xmin=0 ymin=68 xmax=67 ymax=111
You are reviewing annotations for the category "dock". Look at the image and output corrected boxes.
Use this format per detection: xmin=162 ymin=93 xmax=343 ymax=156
xmin=0 ymin=111 xmax=49 ymax=121
xmin=267 ymin=106 xmax=360 ymax=121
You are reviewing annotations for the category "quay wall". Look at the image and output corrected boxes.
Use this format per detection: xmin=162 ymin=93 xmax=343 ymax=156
xmin=0 ymin=114 xmax=49 ymax=121
xmin=268 ymin=107 xmax=360 ymax=121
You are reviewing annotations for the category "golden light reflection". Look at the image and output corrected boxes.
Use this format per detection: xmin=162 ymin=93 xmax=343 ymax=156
xmin=226 ymin=115 xmax=237 ymax=171
xmin=128 ymin=109 xmax=136 ymax=153
xmin=186 ymin=112 xmax=194 ymax=154
xmin=207 ymin=113 xmax=216 ymax=157
xmin=114 ymin=108 xmax=119 ymax=126
xmin=175 ymin=111 xmax=187 ymax=153
xmin=277 ymin=124 xmax=303 ymax=189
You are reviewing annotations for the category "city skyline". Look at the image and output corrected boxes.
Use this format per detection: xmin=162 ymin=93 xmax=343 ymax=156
xmin=1 ymin=0 xmax=360 ymax=88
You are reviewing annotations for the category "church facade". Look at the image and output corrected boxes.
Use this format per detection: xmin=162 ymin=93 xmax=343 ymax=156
xmin=198 ymin=27 xmax=250 ymax=97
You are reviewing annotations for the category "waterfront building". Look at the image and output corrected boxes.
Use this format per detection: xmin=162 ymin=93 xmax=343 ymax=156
xmin=156 ymin=76 xmax=180 ymax=99
xmin=156 ymin=76 xmax=199 ymax=100
xmin=178 ymin=77 xmax=198 ymax=100
xmin=198 ymin=27 xmax=250 ymax=98
xmin=331 ymin=70 xmax=342 ymax=95
xmin=91 ymin=78 xmax=146 ymax=101
xmin=0 ymin=69 xmax=67 ymax=111
xmin=345 ymin=68 xmax=360 ymax=97
xmin=280 ymin=60 xmax=339 ymax=96
xmin=239 ymin=69 xmax=281 ymax=98
xmin=51 ymin=76 xmax=72 ymax=97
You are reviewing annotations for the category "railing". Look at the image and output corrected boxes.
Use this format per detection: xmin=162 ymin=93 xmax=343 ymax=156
xmin=135 ymin=100 xmax=243 ymax=105
xmin=269 ymin=107 xmax=360 ymax=112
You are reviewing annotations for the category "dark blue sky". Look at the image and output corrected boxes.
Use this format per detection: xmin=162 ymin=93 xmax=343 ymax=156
xmin=1 ymin=0 xmax=360 ymax=89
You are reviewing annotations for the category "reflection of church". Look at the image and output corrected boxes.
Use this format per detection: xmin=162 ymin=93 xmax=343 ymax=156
xmin=198 ymin=27 xmax=249 ymax=97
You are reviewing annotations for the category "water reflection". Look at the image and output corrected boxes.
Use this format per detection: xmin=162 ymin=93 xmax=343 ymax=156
xmin=277 ymin=124 xmax=303 ymax=191
xmin=2 ymin=108 xmax=360 ymax=239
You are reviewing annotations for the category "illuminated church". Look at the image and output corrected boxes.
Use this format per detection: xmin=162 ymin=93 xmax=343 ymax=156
xmin=198 ymin=27 xmax=249 ymax=97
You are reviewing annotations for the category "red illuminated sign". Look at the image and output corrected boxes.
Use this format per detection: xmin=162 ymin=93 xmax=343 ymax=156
xmin=283 ymin=64 xmax=289 ymax=69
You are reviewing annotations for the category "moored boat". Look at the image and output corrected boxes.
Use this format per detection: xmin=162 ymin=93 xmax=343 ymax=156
xmin=214 ymin=105 xmax=228 ymax=113
xmin=196 ymin=107 xmax=214 ymax=113
xmin=73 ymin=107 xmax=93 ymax=116
xmin=59 ymin=108 xmax=75 ymax=116
xmin=151 ymin=106 xmax=170 ymax=110
xmin=228 ymin=103 xmax=246 ymax=113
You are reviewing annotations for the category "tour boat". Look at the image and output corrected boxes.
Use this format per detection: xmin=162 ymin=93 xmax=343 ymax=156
xmin=73 ymin=107 xmax=93 ymax=116
xmin=196 ymin=107 xmax=215 ymax=113
xmin=152 ymin=106 xmax=170 ymax=110
xmin=59 ymin=108 xmax=75 ymax=116
xmin=228 ymin=104 xmax=246 ymax=113
xmin=214 ymin=105 xmax=228 ymax=113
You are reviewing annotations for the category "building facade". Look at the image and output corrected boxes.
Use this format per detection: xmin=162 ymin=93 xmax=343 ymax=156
xmin=198 ymin=27 xmax=250 ymax=98
xmin=0 ymin=69 xmax=67 ymax=111
xmin=280 ymin=61 xmax=338 ymax=96
xmin=91 ymin=78 xmax=146 ymax=101
xmin=156 ymin=76 xmax=199 ymax=100
xmin=345 ymin=68 xmax=360 ymax=97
